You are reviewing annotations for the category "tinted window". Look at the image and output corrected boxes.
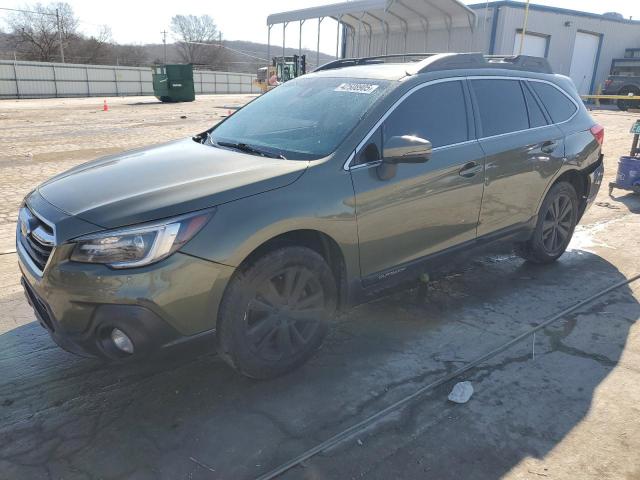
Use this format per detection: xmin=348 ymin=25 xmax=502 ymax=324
xmin=384 ymin=81 xmax=468 ymax=148
xmin=522 ymin=82 xmax=548 ymax=128
xmin=472 ymin=79 xmax=529 ymax=137
xmin=529 ymin=82 xmax=577 ymax=123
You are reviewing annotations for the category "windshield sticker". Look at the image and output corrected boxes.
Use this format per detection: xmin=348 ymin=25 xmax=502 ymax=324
xmin=334 ymin=83 xmax=379 ymax=94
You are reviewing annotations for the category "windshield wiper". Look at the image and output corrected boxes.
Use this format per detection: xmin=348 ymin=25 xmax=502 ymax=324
xmin=214 ymin=140 xmax=287 ymax=160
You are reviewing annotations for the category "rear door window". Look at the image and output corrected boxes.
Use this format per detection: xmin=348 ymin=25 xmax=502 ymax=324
xmin=529 ymin=81 xmax=578 ymax=124
xmin=471 ymin=79 xmax=529 ymax=137
xmin=384 ymin=80 xmax=469 ymax=148
xmin=522 ymin=82 xmax=548 ymax=128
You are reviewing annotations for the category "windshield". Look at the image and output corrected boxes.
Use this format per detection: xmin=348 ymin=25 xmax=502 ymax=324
xmin=208 ymin=76 xmax=391 ymax=160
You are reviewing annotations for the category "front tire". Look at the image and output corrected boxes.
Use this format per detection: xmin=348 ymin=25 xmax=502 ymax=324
xmin=217 ymin=247 xmax=337 ymax=379
xmin=617 ymin=87 xmax=640 ymax=111
xmin=515 ymin=182 xmax=578 ymax=264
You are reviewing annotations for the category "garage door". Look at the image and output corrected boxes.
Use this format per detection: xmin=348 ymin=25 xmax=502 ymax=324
xmin=513 ymin=32 xmax=547 ymax=57
xmin=569 ymin=32 xmax=600 ymax=95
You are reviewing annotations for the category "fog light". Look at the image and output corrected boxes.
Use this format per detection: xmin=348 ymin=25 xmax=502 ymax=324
xmin=110 ymin=328 xmax=134 ymax=354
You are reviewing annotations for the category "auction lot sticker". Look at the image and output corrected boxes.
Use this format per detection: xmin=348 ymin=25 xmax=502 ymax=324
xmin=334 ymin=83 xmax=380 ymax=94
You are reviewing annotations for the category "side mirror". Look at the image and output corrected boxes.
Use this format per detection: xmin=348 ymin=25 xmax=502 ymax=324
xmin=383 ymin=135 xmax=432 ymax=164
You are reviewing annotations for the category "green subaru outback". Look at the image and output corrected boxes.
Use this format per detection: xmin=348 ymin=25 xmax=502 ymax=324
xmin=18 ymin=53 xmax=604 ymax=378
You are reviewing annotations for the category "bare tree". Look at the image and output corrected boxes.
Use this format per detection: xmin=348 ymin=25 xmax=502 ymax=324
xmin=6 ymin=2 xmax=78 ymax=61
xmin=170 ymin=14 xmax=222 ymax=65
xmin=111 ymin=44 xmax=149 ymax=66
xmin=65 ymin=25 xmax=112 ymax=64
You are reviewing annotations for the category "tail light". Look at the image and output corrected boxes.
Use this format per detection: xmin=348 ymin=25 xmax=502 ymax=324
xmin=590 ymin=124 xmax=604 ymax=146
xmin=604 ymin=79 xmax=613 ymax=88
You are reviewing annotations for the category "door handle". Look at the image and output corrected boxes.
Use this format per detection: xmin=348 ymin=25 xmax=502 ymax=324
xmin=540 ymin=140 xmax=558 ymax=154
xmin=459 ymin=161 xmax=483 ymax=178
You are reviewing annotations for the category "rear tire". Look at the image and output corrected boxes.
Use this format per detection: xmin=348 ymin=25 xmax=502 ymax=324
xmin=216 ymin=247 xmax=337 ymax=379
xmin=515 ymin=182 xmax=578 ymax=264
xmin=617 ymin=87 xmax=640 ymax=111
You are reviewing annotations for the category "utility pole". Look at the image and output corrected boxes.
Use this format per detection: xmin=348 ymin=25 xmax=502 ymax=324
xmin=56 ymin=8 xmax=64 ymax=63
xmin=0 ymin=7 xmax=64 ymax=62
xmin=161 ymin=30 xmax=168 ymax=64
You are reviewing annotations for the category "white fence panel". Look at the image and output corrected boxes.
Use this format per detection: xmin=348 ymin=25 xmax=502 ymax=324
xmin=19 ymin=63 xmax=54 ymax=81
xmin=0 ymin=64 xmax=15 ymax=78
xmin=117 ymin=69 xmax=140 ymax=82
xmin=0 ymin=60 xmax=260 ymax=99
xmin=19 ymin=80 xmax=56 ymax=96
xmin=87 ymin=67 xmax=115 ymax=82
xmin=54 ymin=66 xmax=86 ymax=81
xmin=88 ymin=82 xmax=118 ymax=96
xmin=0 ymin=80 xmax=17 ymax=96
xmin=56 ymin=81 xmax=87 ymax=96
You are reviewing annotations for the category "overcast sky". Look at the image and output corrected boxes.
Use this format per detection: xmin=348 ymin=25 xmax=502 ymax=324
xmin=2 ymin=0 xmax=639 ymax=55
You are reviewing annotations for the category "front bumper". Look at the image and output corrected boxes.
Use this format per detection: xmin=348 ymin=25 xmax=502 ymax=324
xmin=18 ymin=244 xmax=234 ymax=359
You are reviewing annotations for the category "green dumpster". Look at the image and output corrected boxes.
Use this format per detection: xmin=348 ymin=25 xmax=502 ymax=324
xmin=152 ymin=64 xmax=195 ymax=102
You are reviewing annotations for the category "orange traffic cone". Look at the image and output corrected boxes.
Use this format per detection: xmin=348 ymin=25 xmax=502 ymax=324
xmin=103 ymin=99 xmax=109 ymax=111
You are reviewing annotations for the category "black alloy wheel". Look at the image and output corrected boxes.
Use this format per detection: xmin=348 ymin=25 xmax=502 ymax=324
xmin=217 ymin=246 xmax=337 ymax=379
xmin=245 ymin=266 xmax=326 ymax=362
xmin=515 ymin=181 xmax=578 ymax=264
xmin=541 ymin=192 xmax=574 ymax=255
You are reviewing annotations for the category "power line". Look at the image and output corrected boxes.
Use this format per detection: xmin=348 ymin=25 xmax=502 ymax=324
xmin=171 ymin=40 xmax=271 ymax=62
xmin=0 ymin=6 xmax=65 ymax=62
xmin=0 ymin=7 xmax=56 ymax=17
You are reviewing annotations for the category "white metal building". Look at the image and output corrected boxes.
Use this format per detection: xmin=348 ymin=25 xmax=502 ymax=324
xmin=267 ymin=0 xmax=640 ymax=95
xmin=267 ymin=0 xmax=478 ymax=67
xmin=472 ymin=2 xmax=640 ymax=95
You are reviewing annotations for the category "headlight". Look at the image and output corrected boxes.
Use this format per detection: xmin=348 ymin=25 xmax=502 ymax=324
xmin=70 ymin=210 xmax=213 ymax=269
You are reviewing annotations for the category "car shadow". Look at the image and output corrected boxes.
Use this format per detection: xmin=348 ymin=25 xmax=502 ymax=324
xmin=0 ymin=248 xmax=637 ymax=480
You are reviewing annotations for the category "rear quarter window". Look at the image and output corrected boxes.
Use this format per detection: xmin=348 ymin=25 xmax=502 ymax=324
xmin=529 ymin=82 xmax=578 ymax=124
xmin=522 ymin=82 xmax=548 ymax=128
xmin=471 ymin=79 xmax=529 ymax=137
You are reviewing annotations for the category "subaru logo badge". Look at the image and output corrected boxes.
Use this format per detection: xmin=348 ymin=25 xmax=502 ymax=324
xmin=20 ymin=218 xmax=30 ymax=237
xmin=19 ymin=209 xmax=33 ymax=238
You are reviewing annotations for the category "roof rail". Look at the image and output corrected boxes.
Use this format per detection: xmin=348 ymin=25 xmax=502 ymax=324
xmin=483 ymin=54 xmax=553 ymax=73
xmin=408 ymin=53 xmax=553 ymax=74
xmin=315 ymin=52 xmax=553 ymax=75
xmin=314 ymin=53 xmax=437 ymax=72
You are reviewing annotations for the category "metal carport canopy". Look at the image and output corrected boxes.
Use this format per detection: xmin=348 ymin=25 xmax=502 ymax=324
xmin=266 ymin=0 xmax=477 ymax=33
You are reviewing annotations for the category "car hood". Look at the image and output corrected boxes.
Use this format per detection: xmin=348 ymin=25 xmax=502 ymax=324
xmin=38 ymin=138 xmax=308 ymax=229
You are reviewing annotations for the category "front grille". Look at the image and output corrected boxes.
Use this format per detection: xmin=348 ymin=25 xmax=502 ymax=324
xmin=17 ymin=207 xmax=54 ymax=273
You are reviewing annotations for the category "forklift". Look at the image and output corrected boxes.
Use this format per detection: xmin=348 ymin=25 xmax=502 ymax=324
xmin=254 ymin=55 xmax=306 ymax=93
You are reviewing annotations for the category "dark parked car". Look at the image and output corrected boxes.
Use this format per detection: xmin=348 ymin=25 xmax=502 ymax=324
xmin=18 ymin=53 xmax=604 ymax=378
